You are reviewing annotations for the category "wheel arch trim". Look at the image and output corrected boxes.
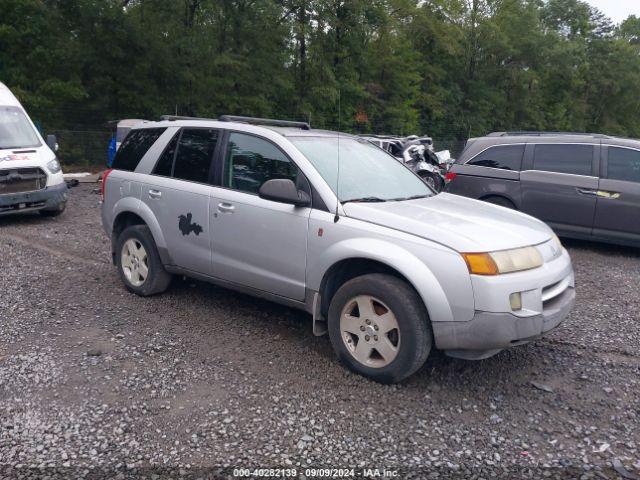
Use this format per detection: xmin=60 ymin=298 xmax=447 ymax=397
xmin=479 ymin=193 xmax=518 ymax=208
xmin=310 ymin=238 xmax=455 ymax=324
xmin=110 ymin=198 xmax=170 ymax=261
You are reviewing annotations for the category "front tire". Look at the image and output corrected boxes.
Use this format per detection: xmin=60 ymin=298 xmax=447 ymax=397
xmin=115 ymin=225 xmax=172 ymax=296
xmin=327 ymin=274 xmax=432 ymax=384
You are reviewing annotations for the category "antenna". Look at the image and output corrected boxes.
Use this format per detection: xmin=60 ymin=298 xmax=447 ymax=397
xmin=334 ymin=89 xmax=341 ymax=223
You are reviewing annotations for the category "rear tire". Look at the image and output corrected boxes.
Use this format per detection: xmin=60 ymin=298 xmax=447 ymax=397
xmin=39 ymin=202 xmax=66 ymax=217
xmin=115 ymin=225 xmax=172 ymax=296
xmin=327 ymin=273 xmax=432 ymax=384
xmin=483 ymin=196 xmax=516 ymax=209
xmin=418 ymin=171 xmax=444 ymax=192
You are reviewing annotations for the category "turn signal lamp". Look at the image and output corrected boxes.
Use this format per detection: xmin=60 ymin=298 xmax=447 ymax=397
xmin=462 ymin=246 xmax=543 ymax=276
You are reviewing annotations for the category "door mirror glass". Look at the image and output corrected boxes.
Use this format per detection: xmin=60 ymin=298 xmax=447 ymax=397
xmin=46 ymin=134 xmax=59 ymax=152
xmin=258 ymin=178 xmax=311 ymax=207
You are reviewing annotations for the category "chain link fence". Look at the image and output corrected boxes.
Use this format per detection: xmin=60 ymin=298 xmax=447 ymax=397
xmin=38 ymin=119 xmax=469 ymax=170
xmin=50 ymin=129 xmax=113 ymax=169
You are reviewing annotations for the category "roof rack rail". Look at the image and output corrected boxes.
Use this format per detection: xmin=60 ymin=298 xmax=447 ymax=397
xmin=488 ymin=131 xmax=610 ymax=138
xmin=159 ymin=115 xmax=215 ymax=121
xmin=218 ymin=115 xmax=310 ymax=130
xmin=159 ymin=114 xmax=311 ymax=130
xmin=358 ymin=134 xmax=395 ymax=139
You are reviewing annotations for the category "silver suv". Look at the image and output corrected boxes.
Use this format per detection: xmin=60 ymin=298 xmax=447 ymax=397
xmin=102 ymin=116 xmax=575 ymax=383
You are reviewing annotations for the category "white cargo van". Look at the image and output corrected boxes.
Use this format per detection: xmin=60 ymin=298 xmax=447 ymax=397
xmin=0 ymin=82 xmax=67 ymax=217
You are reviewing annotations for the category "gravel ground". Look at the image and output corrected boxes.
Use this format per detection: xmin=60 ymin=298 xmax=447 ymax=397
xmin=0 ymin=184 xmax=638 ymax=479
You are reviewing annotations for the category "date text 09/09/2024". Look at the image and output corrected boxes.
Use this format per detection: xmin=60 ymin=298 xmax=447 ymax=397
xmin=232 ymin=467 xmax=399 ymax=478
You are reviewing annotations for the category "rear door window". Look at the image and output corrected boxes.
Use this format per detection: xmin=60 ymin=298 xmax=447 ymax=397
xmin=468 ymin=144 xmax=524 ymax=170
xmin=152 ymin=132 xmax=179 ymax=177
xmin=533 ymin=144 xmax=593 ymax=176
xmin=607 ymin=147 xmax=640 ymax=183
xmin=112 ymin=128 xmax=166 ymax=171
xmin=171 ymin=128 xmax=218 ymax=183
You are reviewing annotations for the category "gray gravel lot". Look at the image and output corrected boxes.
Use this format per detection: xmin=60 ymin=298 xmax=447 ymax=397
xmin=0 ymin=184 xmax=639 ymax=479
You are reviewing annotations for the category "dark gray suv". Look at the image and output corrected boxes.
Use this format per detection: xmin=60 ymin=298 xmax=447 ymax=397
xmin=446 ymin=132 xmax=640 ymax=247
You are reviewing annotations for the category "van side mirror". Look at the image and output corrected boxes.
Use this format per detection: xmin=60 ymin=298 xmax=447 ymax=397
xmin=46 ymin=134 xmax=59 ymax=152
xmin=258 ymin=179 xmax=311 ymax=207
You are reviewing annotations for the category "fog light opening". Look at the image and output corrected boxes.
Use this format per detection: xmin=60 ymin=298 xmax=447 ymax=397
xmin=510 ymin=292 xmax=522 ymax=311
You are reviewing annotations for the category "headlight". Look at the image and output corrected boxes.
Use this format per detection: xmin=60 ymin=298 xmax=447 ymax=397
xmin=462 ymin=246 xmax=543 ymax=276
xmin=47 ymin=158 xmax=61 ymax=174
xmin=551 ymin=233 xmax=562 ymax=251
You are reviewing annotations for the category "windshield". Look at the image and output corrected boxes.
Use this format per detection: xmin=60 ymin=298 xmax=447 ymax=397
xmin=290 ymin=136 xmax=433 ymax=202
xmin=0 ymin=106 xmax=40 ymax=149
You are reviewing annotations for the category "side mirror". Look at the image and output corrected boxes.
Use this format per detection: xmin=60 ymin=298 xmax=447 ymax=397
xmin=46 ymin=134 xmax=59 ymax=152
xmin=258 ymin=178 xmax=311 ymax=207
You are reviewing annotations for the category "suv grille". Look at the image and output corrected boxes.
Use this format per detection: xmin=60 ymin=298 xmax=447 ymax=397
xmin=0 ymin=168 xmax=47 ymax=195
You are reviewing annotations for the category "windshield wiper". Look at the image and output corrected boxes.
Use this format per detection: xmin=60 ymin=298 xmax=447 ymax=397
xmin=342 ymin=196 xmax=387 ymax=204
xmin=389 ymin=194 xmax=432 ymax=201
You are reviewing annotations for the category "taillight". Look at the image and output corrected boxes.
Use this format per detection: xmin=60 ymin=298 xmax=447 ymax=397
xmin=445 ymin=172 xmax=457 ymax=183
xmin=100 ymin=168 xmax=113 ymax=200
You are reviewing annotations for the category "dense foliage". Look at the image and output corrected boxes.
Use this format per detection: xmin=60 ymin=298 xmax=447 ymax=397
xmin=2 ymin=0 xmax=640 ymax=163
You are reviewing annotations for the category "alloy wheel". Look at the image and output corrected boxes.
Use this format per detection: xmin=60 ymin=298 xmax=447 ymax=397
xmin=121 ymin=238 xmax=149 ymax=287
xmin=340 ymin=295 xmax=401 ymax=368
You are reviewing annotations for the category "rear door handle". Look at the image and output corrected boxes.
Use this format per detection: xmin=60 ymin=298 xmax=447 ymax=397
xmin=596 ymin=190 xmax=621 ymax=199
xmin=148 ymin=189 xmax=162 ymax=199
xmin=576 ymin=188 xmax=597 ymax=196
xmin=218 ymin=202 xmax=235 ymax=213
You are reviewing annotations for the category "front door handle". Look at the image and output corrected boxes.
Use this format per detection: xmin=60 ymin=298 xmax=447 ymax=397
xmin=576 ymin=188 xmax=597 ymax=196
xmin=218 ymin=202 xmax=235 ymax=213
xmin=148 ymin=189 xmax=162 ymax=199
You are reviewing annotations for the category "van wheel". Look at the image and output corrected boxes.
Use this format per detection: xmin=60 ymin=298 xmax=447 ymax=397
xmin=39 ymin=202 xmax=66 ymax=217
xmin=419 ymin=171 xmax=444 ymax=192
xmin=327 ymin=274 xmax=432 ymax=384
xmin=483 ymin=196 xmax=516 ymax=209
xmin=115 ymin=225 xmax=171 ymax=296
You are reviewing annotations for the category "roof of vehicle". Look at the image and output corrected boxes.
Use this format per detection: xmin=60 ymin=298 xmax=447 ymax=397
xmin=459 ymin=131 xmax=640 ymax=161
xmin=136 ymin=115 xmax=358 ymax=139
xmin=0 ymin=82 xmax=21 ymax=107
xmin=487 ymin=131 xmax=611 ymax=139
xmin=105 ymin=118 xmax=147 ymax=128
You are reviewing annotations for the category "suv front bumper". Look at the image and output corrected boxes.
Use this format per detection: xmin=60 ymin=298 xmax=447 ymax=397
xmin=433 ymin=286 xmax=574 ymax=359
xmin=432 ymin=245 xmax=575 ymax=360
xmin=0 ymin=182 xmax=68 ymax=216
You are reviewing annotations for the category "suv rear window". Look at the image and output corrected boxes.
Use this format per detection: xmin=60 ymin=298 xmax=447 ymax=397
xmin=607 ymin=147 xmax=640 ymax=183
xmin=533 ymin=144 xmax=593 ymax=176
xmin=151 ymin=128 xmax=218 ymax=183
xmin=112 ymin=128 xmax=166 ymax=171
xmin=152 ymin=132 xmax=179 ymax=177
xmin=173 ymin=128 xmax=218 ymax=183
xmin=468 ymin=144 xmax=524 ymax=170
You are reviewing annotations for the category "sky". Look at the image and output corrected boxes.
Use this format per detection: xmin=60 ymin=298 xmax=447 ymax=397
xmin=584 ymin=0 xmax=640 ymax=24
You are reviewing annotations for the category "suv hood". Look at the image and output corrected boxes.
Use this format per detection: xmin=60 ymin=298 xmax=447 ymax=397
xmin=342 ymin=193 xmax=552 ymax=252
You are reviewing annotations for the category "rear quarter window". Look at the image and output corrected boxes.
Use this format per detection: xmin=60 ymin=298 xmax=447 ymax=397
xmin=112 ymin=127 xmax=166 ymax=172
xmin=467 ymin=144 xmax=524 ymax=170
